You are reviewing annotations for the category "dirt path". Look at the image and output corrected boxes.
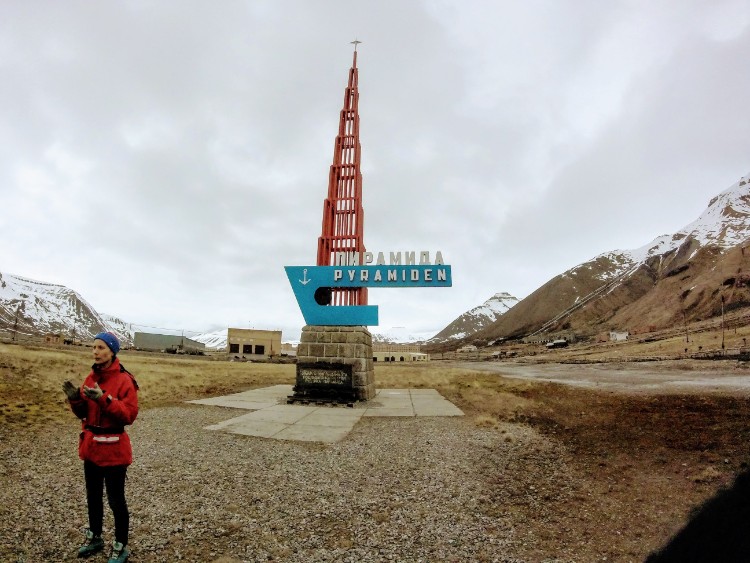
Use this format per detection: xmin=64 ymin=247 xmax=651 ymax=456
xmin=457 ymin=359 xmax=750 ymax=395
xmin=440 ymin=358 xmax=750 ymax=561
xmin=4 ymin=356 xmax=750 ymax=561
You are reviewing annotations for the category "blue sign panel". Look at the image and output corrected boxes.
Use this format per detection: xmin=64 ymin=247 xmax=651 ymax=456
xmin=285 ymin=265 xmax=452 ymax=326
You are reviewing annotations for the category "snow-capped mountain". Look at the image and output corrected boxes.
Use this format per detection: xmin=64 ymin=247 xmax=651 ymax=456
xmin=193 ymin=326 xmax=435 ymax=348
xmin=0 ymin=275 xmax=283 ymax=350
xmin=463 ymin=172 xmax=750 ymax=345
xmin=100 ymin=314 xmax=134 ymax=345
xmin=0 ymin=272 xmax=131 ymax=344
xmin=7 ymin=173 xmax=748 ymax=350
xmin=370 ymin=326 xmax=438 ymax=344
xmin=427 ymin=292 xmax=519 ymax=344
xmin=0 ymin=273 xmax=256 ymax=350
xmin=192 ymin=328 xmax=229 ymax=350
xmin=367 ymin=294 xmax=521 ymax=346
xmin=579 ymin=173 xmax=750 ymax=282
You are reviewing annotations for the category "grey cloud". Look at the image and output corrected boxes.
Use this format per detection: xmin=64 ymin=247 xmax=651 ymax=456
xmin=2 ymin=1 xmax=748 ymax=338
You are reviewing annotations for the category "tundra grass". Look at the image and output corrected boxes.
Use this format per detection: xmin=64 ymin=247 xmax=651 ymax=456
xmin=0 ymin=343 xmax=535 ymax=429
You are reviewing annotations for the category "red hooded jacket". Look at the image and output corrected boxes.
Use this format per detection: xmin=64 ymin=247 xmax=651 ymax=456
xmin=68 ymin=358 xmax=139 ymax=467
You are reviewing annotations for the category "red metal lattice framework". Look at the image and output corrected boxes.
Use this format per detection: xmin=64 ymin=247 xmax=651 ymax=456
xmin=316 ymin=47 xmax=368 ymax=307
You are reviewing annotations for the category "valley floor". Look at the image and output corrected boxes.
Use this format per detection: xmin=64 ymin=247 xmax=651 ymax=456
xmin=2 ymin=355 xmax=749 ymax=561
xmin=460 ymin=358 xmax=750 ymax=395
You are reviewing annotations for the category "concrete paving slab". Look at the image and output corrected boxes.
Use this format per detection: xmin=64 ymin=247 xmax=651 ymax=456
xmin=310 ymin=406 xmax=362 ymax=416
xmin=409 ymin=388 xmax=441 ymax=395
xmin=302 ymin=411 xmax=364 ymax=427
xmin=190 ymin=386 xmax=463 ymax=443
xmin=224 ymin=420 xmax=289 ymax=439
xmin=187 ymin=385 xmax=294 ymax=410
xmin=204 ymin=411 xmax=262 ymax=431
xmin=188 ymin=398 xmax=279 ymax=410
xmin=241 ymin=407 xmax=317 ymax=424
xmin=373 ymin=404 xmax=415 ymax=411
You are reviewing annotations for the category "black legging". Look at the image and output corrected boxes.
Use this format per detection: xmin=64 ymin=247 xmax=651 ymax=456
xmin=83 ymin=461 xmax=129 ymax=545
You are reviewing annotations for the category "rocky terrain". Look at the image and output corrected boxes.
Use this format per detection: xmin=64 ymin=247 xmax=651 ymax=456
xmin=2 ymin=354 xmax=750 ymax=562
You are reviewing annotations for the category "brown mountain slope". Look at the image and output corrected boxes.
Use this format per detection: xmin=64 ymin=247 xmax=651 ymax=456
xmin=440 ymin=240 xmax=750 ymax=351
xmin=424 ymin=174 xmax=750 ymax=352
xmin=609 ymin=242 xmax=750 ymax=331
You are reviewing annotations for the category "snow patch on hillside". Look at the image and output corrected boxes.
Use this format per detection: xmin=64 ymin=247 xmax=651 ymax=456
xmin=371 ymin=326 xmax=437 ymax=344
xmin=0 ymin=272 xmax=110 ymax=340
xmin=589 ymin=175 xmax=750 ymax=282
xmin=428 ymin=292 xmax=519 ymax=343
xmin=193 ymin=328 xmax=229 ymax=350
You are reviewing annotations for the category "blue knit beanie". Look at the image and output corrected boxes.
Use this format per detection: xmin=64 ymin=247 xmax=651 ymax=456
xmin=94 ymin=331 xmax=120 ymax=355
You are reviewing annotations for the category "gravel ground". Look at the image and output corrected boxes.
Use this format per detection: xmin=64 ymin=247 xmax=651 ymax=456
xmin=0 ymin=404 xmax=577 ymax=562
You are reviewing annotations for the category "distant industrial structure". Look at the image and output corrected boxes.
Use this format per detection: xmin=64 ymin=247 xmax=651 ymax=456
xmin=522 ymin=331 xmax=576 ymax=345
xmin=609 ymin=331 xmax=630 ymax=342
xmin=280 ymin=342 xmax=297 ymax=356
xmin=373 ymin=351 xmax=429 ymax=362
xmin=133 ymin=332 xmax=206 ymax=354
xmin=45 ymin=333 xmax=61 ymax=345
xmin=227 ymin=328 xmax=282 ymax=360
xmin=372 ymin=343 xmax=429 ymax=362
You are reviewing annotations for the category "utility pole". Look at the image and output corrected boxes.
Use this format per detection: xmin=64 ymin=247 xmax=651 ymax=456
xmin=12 ymin=304 xmax=20 ymax=342
xmin=721 ymin=294 xmax=726 ymax=352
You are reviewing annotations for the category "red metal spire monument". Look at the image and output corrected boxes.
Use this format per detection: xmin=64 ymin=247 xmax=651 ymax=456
xmin=316 ymin=41 xmax=368 ymax=308
xmin=285 ymin=42 xmax=451 ymax=402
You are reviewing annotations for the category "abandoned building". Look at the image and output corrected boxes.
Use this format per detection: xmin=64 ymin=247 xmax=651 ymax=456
xmin=372 ymin=343 xmax=429 ymax=362
xmin=133 ymin=332 xmax=206 ymax=354
xmin=227 ymin=328 xmax=282 ymax=360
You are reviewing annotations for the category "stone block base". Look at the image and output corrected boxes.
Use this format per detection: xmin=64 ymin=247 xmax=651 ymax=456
xmin=293 ymin=325 xmax=375 ymax=401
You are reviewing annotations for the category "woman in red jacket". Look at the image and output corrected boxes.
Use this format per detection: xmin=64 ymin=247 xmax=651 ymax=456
xmin=63 ymin=332 xmax=138 ymax=563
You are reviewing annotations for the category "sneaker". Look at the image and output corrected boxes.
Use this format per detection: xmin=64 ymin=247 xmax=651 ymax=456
xmin=77 ymin=529 xmax=104 ymax=558
xmin=108 ymin=540 xmax=130 ymax=563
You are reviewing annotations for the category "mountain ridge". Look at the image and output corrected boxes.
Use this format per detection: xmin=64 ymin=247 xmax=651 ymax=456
xmin=429 ymin=172 xmax=750 ymax=350
xmin=427 ymin=292 xmax=519 ymax=344
xmin=0 ymin=269 xmax=516 ymax=347
xmin=0 ymin=272 xmax=132 ymax=345
xmin=4 ymin=172 xmax=748 ymax=349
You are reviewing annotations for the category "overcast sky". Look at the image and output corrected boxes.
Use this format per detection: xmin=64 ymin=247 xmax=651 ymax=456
xmin=1 ymin=1 xmax=749 ymax=340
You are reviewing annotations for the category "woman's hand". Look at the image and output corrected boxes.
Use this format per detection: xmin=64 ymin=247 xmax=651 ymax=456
xmin=83 ymin=383 xmax=103 ymax=400
xmin=62 ymin=380 xmax=80 ymax=401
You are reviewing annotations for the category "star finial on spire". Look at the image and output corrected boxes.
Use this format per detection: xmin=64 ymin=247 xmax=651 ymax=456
xmin=351 ymin=39 xmax=362 ymax=52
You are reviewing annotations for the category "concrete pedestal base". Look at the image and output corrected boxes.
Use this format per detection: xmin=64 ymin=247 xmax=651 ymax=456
xmin=292 ymin=325 xmax=375 ymax=402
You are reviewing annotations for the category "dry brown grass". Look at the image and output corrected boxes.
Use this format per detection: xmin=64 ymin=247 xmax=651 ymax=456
xmin=4 ymin=338 xmax=749 ymax=452
xmin=496 ymin=313 xmax=750 ymax=364
xmin=4 ymin=341 xmax=750 ymax=560
xmin=1 ymin=342 xmax=540 ymax=430
xmin=373 ymin=362 xmax=544 ymax=425
xmin=0 ymin=343 xmax=295 ymax=428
